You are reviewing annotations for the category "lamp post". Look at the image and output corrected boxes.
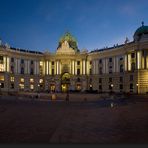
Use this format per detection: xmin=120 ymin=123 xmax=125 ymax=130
xmin=136 ymin=83 xmax=139 ymax=94
xmin=38 ymin=84 xmax=40 ymax=93
xmin=111 ymin=84 xmax=114 ymax=93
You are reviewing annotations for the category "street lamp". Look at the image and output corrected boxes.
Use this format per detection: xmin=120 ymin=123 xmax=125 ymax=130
xmin=38 ymin=84 xmax=40 ymax=93
xmin=136 ymin=83 xmax=139 ymax=94
xmin=111 ymin=84 xmax=114 ymax=93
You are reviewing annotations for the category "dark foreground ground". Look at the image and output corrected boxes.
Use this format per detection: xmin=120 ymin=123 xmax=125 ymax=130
xmin=0 ymin=94 xmax=148 ymax=144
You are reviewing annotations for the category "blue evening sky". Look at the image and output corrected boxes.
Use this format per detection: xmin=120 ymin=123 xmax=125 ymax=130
xmin=0 ymin=0 xmax=148 ymax=52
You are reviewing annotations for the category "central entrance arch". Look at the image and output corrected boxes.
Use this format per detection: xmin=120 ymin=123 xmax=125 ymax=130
xmin=61 ymin=73 xmax=71 ymax=92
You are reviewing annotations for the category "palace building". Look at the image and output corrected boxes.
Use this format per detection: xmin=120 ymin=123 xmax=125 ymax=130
xmin=0 ymin=23 xmax=148 ymax=94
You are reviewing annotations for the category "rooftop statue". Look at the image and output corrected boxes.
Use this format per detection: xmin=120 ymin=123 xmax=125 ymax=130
xmin=57 ymin=32 xmax=79 ymax=52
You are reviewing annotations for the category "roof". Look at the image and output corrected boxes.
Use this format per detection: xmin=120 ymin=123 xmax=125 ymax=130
xmin=134 ymin=22 xmax=148 ymax=37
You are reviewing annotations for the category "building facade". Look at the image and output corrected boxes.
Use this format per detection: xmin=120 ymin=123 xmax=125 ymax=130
xmin=0 ymin=23 xmax=148 ymax=94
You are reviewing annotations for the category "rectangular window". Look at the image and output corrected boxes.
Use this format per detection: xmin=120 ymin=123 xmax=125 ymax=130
xmin=120 ymin=84 xmax=123 ymax=90
xmin=11 ymin=66 xmax=14 ymax=73
xmin=77 ymin=69 xmax=80 ymax=75
xmin=21 ymin=67 xmax=24 ymax=74
xmin=77 ymin=61 xmax=80 ymax=65
xmin=30 ymin=68 xmax=34 ymax=75
xmin=99 ymin=78 xmax=102 ymax=83
xmin=99 ymin=67 xmax=102 ymax=75
xmin=30 ymin=84 xmax=34 ymax=90
xmin=0 ymin=75 xmax=4 ymax=81
xmin=52 ymin=61 xmax=54 ymax=65
xmin=21 ymin=59 xmax=24 ymax=64
xmin=0 ymin=56 xmax=3 ymax=64
xmin=109 ymin=58 xmax=112 ymax=62
xmin=131 ymin=53 xmax=135 ymax=58
xmin=120 ymin=57 xmax=123 ymax=61
xmin=0 ymin=63 xmax=4 ymax=72
xmin=120 ymin=77 xmax=123 ymax=83
xmin=11 ymin=83 xmax=14 ymax=89
xmin=52 ymin=69 xmax=54 ymax=75
xmin=130 ymin=75 xmax=133 ymax=81
xmin=130 ymin=83 xmax=133 ymax=89
xmin=19 ymin=84 xmax=24 ymax=90
xmin=10 ymin=76 xmax=14 ymax=82
xmin=99 ymin=85 xmax=102 ymax=90
xmin=30 ymin=60 xmax=34 ymax=65
xmin=11 ymin=57 xmax=14 ymax=62
xmin=99 ymin=59 xmax=102 ymax=64
xmin=30 ymin=78 xmax=34 ymax=83
xmin=39 ymin=79 xmax=43 ymax=84
xmin=20 ymin=78 xmax=24 ymax=83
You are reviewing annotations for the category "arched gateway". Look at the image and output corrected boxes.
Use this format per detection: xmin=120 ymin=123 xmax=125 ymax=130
xmin=61 ymin=73 xmax=71 ymax=92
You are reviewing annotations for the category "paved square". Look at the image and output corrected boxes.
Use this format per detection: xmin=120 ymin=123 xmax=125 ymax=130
xmin=0 ymin=95 xmax=148 ymax=144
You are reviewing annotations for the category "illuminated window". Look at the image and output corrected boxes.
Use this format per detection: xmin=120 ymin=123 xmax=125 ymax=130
xmin=10 ymin=76 xmax=14 ymax=82
xmin=30 ymin=84 xmax=34 ymax=90
xmin=19 ymin=84 xmax=24 ymax=89
xmin=77 ymin=84 xmax=81 ymax=91
xmin=30 ymin=78 xmax=34 ymax=83
xmin=0 ymin=64 xmax=4 ymax=72
xmin=40 ymin=61 xmax=43 ymax=66
xmin=0 ymin=75 xmax=4 ymax=81
xmin=39 ymin=79 xmax=43 ymax=83
xmin=20 ymin=78 xmax=24 ymax=83
xmin=39 ymin=61 xmax=43 ymax=75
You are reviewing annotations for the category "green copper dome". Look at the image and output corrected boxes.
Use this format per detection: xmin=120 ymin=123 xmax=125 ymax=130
xmin=134 ymin=22 xmax=148 ymax=37
xmin=58 ymin=32 xmax=79 ymax=52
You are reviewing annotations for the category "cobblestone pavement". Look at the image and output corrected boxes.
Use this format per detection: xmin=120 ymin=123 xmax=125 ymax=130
xmin=0 ymin=96 xmax=148 ymax=144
